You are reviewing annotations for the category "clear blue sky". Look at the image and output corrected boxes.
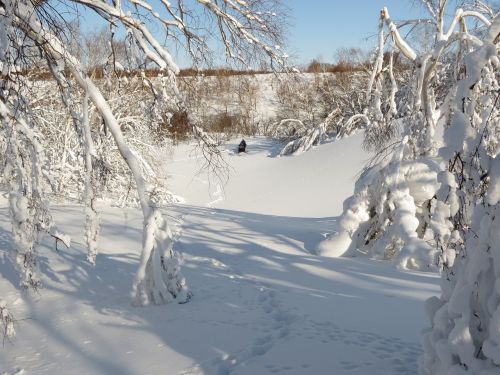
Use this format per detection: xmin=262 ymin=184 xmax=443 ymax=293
xmin=286 ymin=0 xmax=427 ymax=64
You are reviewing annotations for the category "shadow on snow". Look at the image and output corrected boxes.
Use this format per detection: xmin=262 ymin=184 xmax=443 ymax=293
xmin=0 ymin=204 xmax=437 ymax=374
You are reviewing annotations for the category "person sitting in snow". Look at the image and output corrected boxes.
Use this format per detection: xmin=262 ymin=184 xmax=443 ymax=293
xmin=238 ymin=139 xmax=247 ymax=153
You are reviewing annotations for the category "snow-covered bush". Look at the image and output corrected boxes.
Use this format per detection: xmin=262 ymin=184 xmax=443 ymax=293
xmin=318 ymin=138 xmax=441 ymax=269
xmin=315 ymin=1 xmax=498 ymax=371
xmin=419 ymin=13 xmax=500 ymax=374
xmin=274 ymin=71 xmax=370 ymax=155
xmin=29 ymin=76 xmax=177 ymax=207
xmin=0 ymin=0 xmax=287 ymax=311
xmin=318 ymin=2 xmax=498 ymax=274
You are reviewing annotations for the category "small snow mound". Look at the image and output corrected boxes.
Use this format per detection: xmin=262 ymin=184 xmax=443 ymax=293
xmin=316 ymin=231 xmax=351 ymax=257
xmin=1 ymin=369 xmax=25 ymax=375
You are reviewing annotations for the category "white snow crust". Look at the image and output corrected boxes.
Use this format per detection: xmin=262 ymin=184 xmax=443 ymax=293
xmin=0 ymin=135 xmax=440 ymax=375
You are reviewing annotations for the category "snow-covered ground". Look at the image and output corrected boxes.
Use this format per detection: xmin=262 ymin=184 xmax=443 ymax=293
xmin=0 ymin=134 xmax=440 ymax=375
xmin=168 ymin=133 xmax=368 ymax=217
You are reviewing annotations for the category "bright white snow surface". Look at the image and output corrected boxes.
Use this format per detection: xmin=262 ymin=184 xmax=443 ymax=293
xmin=0 ymin=134 xmax=440 ymax=375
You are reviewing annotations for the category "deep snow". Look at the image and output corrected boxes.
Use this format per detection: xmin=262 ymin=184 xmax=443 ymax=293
xmin=0 ymin=134 xmax=440 ymax=375
xmin=167 ymin=134 xmax=369 ymax=217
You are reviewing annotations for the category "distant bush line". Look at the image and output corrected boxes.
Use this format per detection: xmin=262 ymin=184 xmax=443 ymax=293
xmin=9 ymin=62 xmax=372 ymax=81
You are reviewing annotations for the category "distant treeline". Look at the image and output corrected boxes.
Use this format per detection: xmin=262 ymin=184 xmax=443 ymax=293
xmin=10 ymin=67 xmax=274 ymax=81
xmin=305 ymin=51 xmax=408 ymax=74
xmin=9 ymin=61 xmax=375 ymax=82
xmin=305 ymin=60 xmax=369 ymax=73
xmin=178 ymin=68 xmax=271 ymax=77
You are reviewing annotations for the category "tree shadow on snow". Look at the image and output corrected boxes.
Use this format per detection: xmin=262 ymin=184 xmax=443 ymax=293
xmin=0 ymin=203 xmax=437 ymax=375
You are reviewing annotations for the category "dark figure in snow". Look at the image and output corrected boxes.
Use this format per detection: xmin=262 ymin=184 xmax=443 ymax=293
xmin=238 ymin=139 xmax=247 ymax=153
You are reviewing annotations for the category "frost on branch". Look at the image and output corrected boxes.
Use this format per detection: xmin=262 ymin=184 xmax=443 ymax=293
xmin=0 ymin=99 xmax=70 ymax=291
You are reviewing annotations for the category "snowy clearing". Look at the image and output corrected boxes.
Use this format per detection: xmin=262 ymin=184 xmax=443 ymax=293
xmin=0 ymin=135 xmax=440 ymax=375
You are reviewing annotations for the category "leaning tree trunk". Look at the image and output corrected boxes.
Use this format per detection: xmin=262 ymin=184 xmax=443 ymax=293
xmin=10 ymin=4 xmax=190 ymax=305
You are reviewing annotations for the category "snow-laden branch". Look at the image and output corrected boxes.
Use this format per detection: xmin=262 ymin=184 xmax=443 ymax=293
xmin=381 ymin=7 xmax=417 ymax=62
xmin=9 ymin=9 xmax=150 ymax=214
xmin=72 ymin=0 xmax=180 ymax=73
xmin=367 ymin=12 xmax=386 ymax=98
xmin=196 ymin=0 xmax=287 ymax=65
xmin=6 ymin=2 xmax=192 ymax=305
xmin=1 ymin=94 xmax=70 ymax=277
xmin=421 ymin=0 xmax=437 ymax=19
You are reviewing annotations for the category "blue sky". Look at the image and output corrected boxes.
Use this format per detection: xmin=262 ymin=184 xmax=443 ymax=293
xmin=286 ymin=0 xmax=427 ymax=64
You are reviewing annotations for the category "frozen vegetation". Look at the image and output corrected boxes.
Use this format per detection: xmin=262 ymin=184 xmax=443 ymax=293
xmin=0 ymin=0 xmax=499 ymax=374
xmin=0 ymin=135 xmax=442 ymax=375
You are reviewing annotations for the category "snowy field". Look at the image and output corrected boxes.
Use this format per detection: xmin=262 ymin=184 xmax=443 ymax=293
xmin=0 ymin=134 xmax=440 ymax=375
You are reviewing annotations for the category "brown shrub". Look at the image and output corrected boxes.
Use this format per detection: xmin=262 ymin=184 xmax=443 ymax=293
xmin=155 ymin=110 xmax=191 ymax=142
xmin=208 ymin=113 xmax=241 ymax=134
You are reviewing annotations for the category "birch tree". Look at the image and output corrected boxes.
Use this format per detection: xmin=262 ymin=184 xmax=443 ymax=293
xmin=0 ymin=0 xmax=287 ymax=319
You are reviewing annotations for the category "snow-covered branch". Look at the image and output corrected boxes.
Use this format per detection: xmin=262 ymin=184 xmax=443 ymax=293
xmin=0 ymin=0 xmax=287 ymax=309
xmin=381 ymin=7 xmax=417 ymax=62
xmin=0 ymin=300 xmax=15 ymax=342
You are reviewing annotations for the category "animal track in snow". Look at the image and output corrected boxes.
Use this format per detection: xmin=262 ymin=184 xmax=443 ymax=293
xmin=179 ymin=260 xmax=298 ymax=375
xmin=294 ymin=317 xmax=421 ymax=374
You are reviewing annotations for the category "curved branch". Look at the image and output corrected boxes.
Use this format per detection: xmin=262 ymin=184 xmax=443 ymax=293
xmin=442 ymin=8 xmax=492 ymax=41
xmin=381 ymin=7 xmax=417 ymax=62
xmin=72 ymin=0 xmax=180 ymax=73
xmin=8 ymin=4 xmax=151 ymax=215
